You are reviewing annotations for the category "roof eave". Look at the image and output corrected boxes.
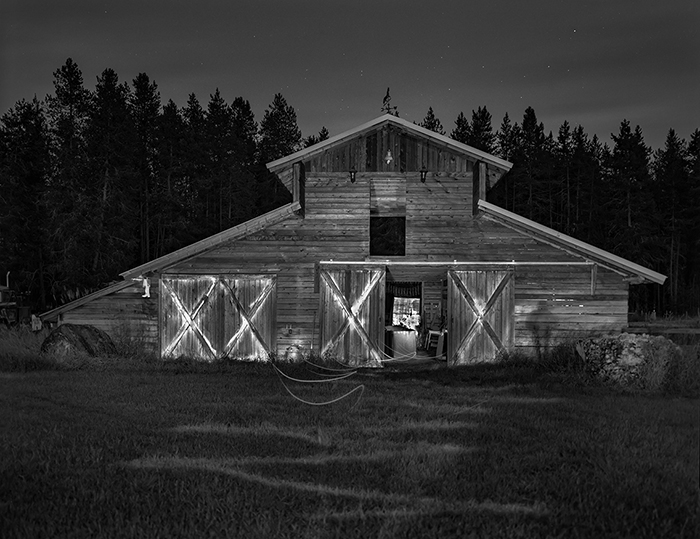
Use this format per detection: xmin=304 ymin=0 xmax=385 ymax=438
xmin=40 ymin=280 xmax=133 ymax=322
xmin=121 ymin=201 xmax=302 ymax=278
xmin=478 ymin=200 xmax=667 ymax=285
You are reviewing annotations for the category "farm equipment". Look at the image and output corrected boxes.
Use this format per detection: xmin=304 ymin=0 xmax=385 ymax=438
xmin=0 ymin=285 xmax=31 ymax=326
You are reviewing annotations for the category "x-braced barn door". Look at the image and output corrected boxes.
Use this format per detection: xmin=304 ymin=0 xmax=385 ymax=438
xmin=447 ymin=270 xmax=514 ymax=365
xmin=160 ymin=275 xmax=276 ymax=361
xmin=319 ymin=267 xmax=385 ymax=367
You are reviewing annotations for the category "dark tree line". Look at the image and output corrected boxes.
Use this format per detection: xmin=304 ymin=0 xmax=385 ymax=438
xmin=1 ymin=59 xmax=301 ymax=310
xmin=1 ymin=60 xmax=698 ymax=315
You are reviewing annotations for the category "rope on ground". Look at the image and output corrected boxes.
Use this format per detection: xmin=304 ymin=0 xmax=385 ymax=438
xmin=271 ymin=362 xmax=365 ymax=408
xmin=379 ymin=344 xmax=418 ymax=363
xmin=272 ymin=362 xmax=356 ymax=383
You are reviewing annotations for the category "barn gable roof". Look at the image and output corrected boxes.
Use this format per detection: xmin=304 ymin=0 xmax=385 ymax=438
xmin=39 ymin=201 xmax=302 ymax=321
xmin=40 ymin=280 xmax=133 ymax=322
xmin=120 ymin=201 xmax=302 ymax=278
xmin=267 ymin=114 xmax=513 ymax=191
xmin=478 ymin=200 xmax=667 ymax=285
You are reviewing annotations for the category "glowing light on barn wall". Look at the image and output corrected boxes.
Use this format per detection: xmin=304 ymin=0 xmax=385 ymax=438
xmin=132 ymin=274 xmax=151 ymax=297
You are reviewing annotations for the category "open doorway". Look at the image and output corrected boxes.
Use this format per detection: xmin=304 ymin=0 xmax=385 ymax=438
xmin=383 ymin=280 xmax=447 ymax=362
xmin=384 ymin=281 xmax=421 ymax=359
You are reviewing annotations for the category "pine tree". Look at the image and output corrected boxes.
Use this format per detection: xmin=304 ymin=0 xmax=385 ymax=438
xmin=181 ymin=93 xmax=208 ymax=241
xmin=257 ymin=93 xmax=301 ymax=212
xmin=154 ymin=99 xmax=188 ymax=257
xmin=229 ymin=96 xmax=257 ymax=225
xmin=653 ymin=129 xmax=692 ymax=309
xmin=685 ymin=129 xmax=700 ymax=310
xmin=304 ymin=126 xmax=330 ymax=148
xmin=0 ymin=98 xmax=52 ymax=309
xmin=46 ymin=58 xmax=91 ymax=188
xmin=204 ymin=89 xmax=236 ymax=232
xmin=605 ymin=120 xmax=657 ymax=270
xmin=518 ymin=107 xmax=546 ymax=220
xmin=491 ymin=113 xmax=521 ymax=212
xmin=497 ymin=113 xmax=519 ymax=162
xmin=130 ymin=73 xmax=161 ymax=263
xmin=555 ymin=121 xmax=573 ymax=234
xmin=45 ymin=59 xmax=93 ymax=304
xmin=419 ymin=107 xmax=445 ymax=135
xmin=468 ymin=106 xmax=496 ymax=153
xmin=608 ymin=121 xmax=652 ymax=228
xmin=569 ymin=125 xmax=600 ymax=243
xmin=451 ymin=112 xmax=471 ymax=144
xmin=83 ymin=68 xmax=138 ymax=286
xmin=258 ymin=93 xmax=302 ymax=164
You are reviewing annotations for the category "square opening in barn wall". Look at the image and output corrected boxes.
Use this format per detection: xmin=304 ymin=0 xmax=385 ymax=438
xmin=370 ymin=216 xmax=406 ymax=256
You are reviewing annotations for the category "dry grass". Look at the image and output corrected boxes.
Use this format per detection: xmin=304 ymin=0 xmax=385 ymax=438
xmin=0 ymin=326 xmax=54 ymax=371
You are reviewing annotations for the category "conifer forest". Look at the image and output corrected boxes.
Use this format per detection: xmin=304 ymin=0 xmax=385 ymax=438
xmin=1 ymin=59 xmax=698 ymax=315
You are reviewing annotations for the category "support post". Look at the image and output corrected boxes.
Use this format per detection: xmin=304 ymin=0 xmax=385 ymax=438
xmin=590 ymin=263 xmax=598 ymax=296
xmin=473 ymin=161 xmax=487 ymax=216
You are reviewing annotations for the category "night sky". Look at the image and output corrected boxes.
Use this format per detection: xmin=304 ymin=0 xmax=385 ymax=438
xmin=2 ymin=0 xmax=699 ymax=151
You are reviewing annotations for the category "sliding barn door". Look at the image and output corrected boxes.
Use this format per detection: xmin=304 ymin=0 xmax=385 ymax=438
xmin=447 ymin=269 xmax=514 ymax=365
xmin=160 ymin=275 xmax=276 ymax=361
xmin=319 ymin=267 xmax=385 ymax=367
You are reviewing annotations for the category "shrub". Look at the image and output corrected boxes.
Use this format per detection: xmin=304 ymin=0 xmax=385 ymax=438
xmin=664 ymin=344 xmax=700 ymax=397
xmin=498 ymin=341 xmax=584 ymax=374
xmin=0 ymin=326 xmax=56 ymax=372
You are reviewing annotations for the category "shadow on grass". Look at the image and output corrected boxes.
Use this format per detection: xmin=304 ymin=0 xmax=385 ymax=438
xmin=375 ymin=360 xmax=578 ymax=389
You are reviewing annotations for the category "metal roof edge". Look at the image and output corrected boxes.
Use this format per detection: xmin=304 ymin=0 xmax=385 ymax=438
xmin=40 ymin=280 xmax=133 ymax=322
xmin=120 ymin=201 xmax=302 ymax=279
xmin=478 ymin=200 xmax=667 ymax=285
xmin=266 ymin=114 xmax=513 ymax=173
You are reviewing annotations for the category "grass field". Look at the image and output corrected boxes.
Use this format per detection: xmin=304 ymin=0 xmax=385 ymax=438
xmin=1 ymin=358 xmax=697 ymax=538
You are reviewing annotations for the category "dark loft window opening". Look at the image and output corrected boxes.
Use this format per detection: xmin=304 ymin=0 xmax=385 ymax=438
xmin=370 ymin=216 xmax=405 ymax=256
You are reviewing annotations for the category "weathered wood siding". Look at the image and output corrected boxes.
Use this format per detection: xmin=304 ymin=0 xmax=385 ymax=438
xmin=448 ymin=269 xmax=514 ymax=364
xmin=303 ymin=125 xmax=476 ymax=174
xmin=166 ymin=170 xmax=629 ymax=359
xmin=319 ymin=266 xmax=385 ymax=366
xmin=514 ymin=266 xmax=628 ymax=349
xmin=59 ymin=282 xmax=159 ymax=353
xmin=167 ymin=174 xmax=371 ymax=356
xmin=57 ymin=165 xmax=631 ymax=361
xmin=160 ymin=275 xmax=276 ymax=361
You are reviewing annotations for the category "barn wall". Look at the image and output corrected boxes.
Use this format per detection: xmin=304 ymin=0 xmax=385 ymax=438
xmin=166 ymin=171 xmax=631 ymax=359
xmin=303 ymin=125 xmax=476 ymax=174
xmin=60 ymin=282 xmax=159 ymax=354
xmin=167 ymin=174 xmax=370 ymax=356
xmin=514 ymin=265 xmax=628 ymax=353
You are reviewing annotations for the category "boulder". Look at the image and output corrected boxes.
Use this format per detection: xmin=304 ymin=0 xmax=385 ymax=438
xmin=579 ymin=333 xmax=682 ymax=390
xmin=41 ymin=324 xmax=117 ymax=363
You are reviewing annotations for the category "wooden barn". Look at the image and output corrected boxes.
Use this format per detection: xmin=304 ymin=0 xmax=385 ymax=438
xmin=41 ymin=114 xmax=666 ymax=366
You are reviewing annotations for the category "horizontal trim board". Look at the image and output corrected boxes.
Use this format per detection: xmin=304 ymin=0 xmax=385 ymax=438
xmin=320 ymin=260 xmax=596 ymax=267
